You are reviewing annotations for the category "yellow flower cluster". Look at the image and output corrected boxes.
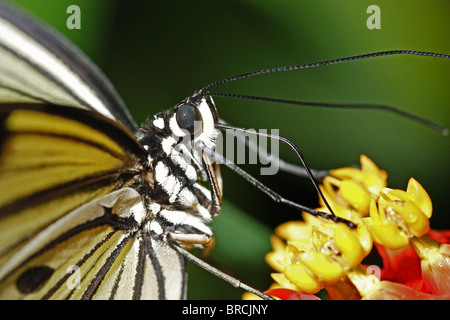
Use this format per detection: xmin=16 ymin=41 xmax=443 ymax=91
xmin=265 ymin=155 xmax=435 ymax=297
xmin=365 ymin=178 xmax=432 ymax=249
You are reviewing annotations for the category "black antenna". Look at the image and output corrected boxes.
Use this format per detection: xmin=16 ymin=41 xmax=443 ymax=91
xmin=211 ymin=92 xmax=449 ymax=135
xmin=198 ymin=50 xmax=449 ymax=227
xmin=200 ymin=50 xmax=450 ymax=93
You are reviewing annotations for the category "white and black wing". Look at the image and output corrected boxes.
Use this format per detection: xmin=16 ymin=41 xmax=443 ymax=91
xmin=0 ymin=2 xmax=187 ymax=299
xmin=0 ymin=103 xmax=186 ymax=299
xmin=0 ymin=1 xmax=138 ymax=132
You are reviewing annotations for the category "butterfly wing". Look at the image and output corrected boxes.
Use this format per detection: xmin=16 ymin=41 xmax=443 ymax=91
xmin=0 ymin=187 xmax=187 ymax=300
xmin=0 ymin=1 xmax=138 ymax=132
xmin=0 ymin=104 xmax=187 ymax=299
xmin=0 ymin=2 xmax=188 ymax=299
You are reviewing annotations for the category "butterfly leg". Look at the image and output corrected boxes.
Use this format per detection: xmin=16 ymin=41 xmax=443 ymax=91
xmin=167 ymin=232 xmax=213 ymax=246
xmin=167 ymin=231 xmax=215 ymax=257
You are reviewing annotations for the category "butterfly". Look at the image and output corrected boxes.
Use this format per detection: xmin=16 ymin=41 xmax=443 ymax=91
xmin=0 ymin=1 xmax=448 ymax=300
xmin=0 ymin=1 xmax=282 ymax=300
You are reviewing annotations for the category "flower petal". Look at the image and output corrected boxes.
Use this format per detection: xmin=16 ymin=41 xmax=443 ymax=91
xmin=339 ymin=180 xmax=371 ymax=214
xmin=369 ymin=223 xmax=409 ymax=249
xmin=334 ymin=224 xmax=365 ymax=267
xmin=271 ymin=273 xmax=297 ymax=290
xmin=300 ymin=252 xmax=345 ymax=284
xmin=284 ymin=264 xmax=322 ymax=293
xmin=406 ymin=178 xmax=432 ymax=219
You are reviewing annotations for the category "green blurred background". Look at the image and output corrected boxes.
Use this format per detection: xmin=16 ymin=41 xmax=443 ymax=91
xmin=6 ymin=0 xmax=450 ymax=299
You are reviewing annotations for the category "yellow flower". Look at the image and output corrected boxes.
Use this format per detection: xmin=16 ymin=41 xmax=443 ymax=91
xmin=267 ymin=214 xmax=372 ymax=293
xmin=283 ymin=263 xmax=322 ymax=293
xmin=260 ymin=155 xmax=444 ymax=300
xmin=265 ymin=235 xmax=288 ymax=273
xmin=364 ymin=178 xmax=432 ymax=249
xmin=322 ymin=155 xmax=387 ymax=216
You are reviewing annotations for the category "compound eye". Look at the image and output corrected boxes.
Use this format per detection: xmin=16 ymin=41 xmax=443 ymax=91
xmin=176 ymin=104 xmax=202 ymax=135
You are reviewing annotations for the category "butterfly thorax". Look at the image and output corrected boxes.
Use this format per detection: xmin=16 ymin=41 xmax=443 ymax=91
xmin=135 ymin=94 xmax=221 ymax=248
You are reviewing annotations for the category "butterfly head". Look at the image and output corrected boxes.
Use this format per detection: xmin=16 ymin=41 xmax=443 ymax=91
xmin=137 ymin=92 xmax=221 ymax=185
xmin=169 ymin=92 xmax=219 ymax=150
